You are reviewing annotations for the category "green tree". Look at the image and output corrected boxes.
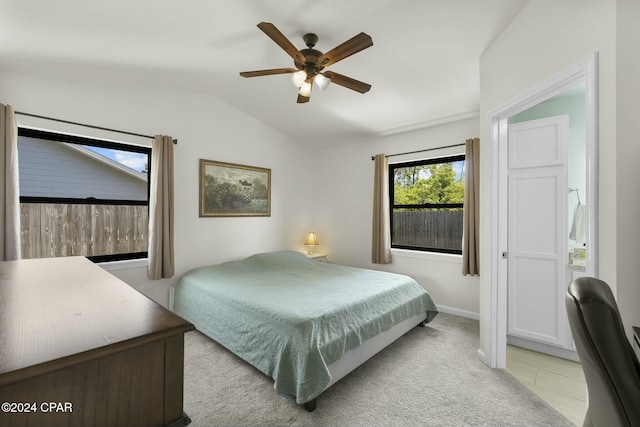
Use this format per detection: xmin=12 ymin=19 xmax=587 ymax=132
xmin=394 ymin=166 xmax=424 ymax=187
xmin=393 ymin=162 xmax=464 ymax=205
xmin=423 ymin=163 xmax=464 ymax=203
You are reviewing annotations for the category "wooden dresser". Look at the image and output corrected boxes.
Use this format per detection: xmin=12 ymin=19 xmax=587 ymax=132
xmin=0 ymin=256 xmax=194 ymax=427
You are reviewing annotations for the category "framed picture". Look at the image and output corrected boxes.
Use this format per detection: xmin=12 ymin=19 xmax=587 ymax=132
xmin=199 ymin=159 xmax=271 ymax=217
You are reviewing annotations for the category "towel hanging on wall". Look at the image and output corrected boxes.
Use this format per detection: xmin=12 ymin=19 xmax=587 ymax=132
xmin=570 ymin=202 xmax=586 ymax=244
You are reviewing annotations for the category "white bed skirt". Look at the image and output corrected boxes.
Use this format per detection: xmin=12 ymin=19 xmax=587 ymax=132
xmin=323 ymin=311 xmax=428 ymax=390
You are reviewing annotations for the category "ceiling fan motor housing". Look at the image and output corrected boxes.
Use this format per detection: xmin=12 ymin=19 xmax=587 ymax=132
xmin=297 ymin=34 xmax=324 ymax=78
xmin=297 ymin=51 xmax=324 ymax=77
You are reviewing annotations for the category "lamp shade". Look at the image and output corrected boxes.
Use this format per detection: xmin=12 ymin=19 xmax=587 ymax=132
xmin=291 ymin=70 xmax=307 ymax=88
xmin=299 ymin=81 xmax=312 ymax=97
xmin=304 ymin=232 xmax=319 ymax=246
xmin=314 ymin=73 xmax=331 ymax=90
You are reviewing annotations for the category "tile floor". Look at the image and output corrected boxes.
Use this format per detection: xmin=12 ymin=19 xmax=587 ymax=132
xmin=506 ymin=345 xmax=587 ymax=426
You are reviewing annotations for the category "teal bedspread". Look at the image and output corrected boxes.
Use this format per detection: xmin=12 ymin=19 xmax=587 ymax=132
xmin=174 ymin=251 xmax=438 ymax=404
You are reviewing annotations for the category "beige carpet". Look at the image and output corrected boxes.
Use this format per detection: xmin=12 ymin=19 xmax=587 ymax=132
xmin=183 ymin=313 xmax=573 ymax=426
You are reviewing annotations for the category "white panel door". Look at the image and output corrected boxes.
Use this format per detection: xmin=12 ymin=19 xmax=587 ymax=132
xmin=507 ymin=116 xmax=569 ymax=347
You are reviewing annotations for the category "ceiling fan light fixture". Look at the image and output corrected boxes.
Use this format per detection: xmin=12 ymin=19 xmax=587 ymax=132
xmin=240 ymin=22 xmax=373 ymax=103
xmin=291 ymin=70 xmax=307 ymax=88
xmin=315 ymin=73 xmax=331 ymax=90
xmin=299 ymin=80 xmax=312 ymax=97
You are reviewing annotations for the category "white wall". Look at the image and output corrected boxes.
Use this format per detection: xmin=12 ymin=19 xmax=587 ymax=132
xmin=479 ymin=0 xmax=618 ymax=359
xmin=0 ymin=70 xmax=313 ymax=307
xmin=615 ymin=0 xmax=640 ymax=337
xmin=313 ymin=118 xmax=480 ymax=317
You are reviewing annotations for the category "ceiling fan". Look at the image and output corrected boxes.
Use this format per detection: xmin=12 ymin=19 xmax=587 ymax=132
xmin=239 ymin=22 xmax=373 ymax=103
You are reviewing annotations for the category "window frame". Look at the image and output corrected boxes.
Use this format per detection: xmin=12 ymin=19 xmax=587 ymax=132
xmin=17 ymin=127 xmax=152 ymax=263
xmin=388 ymin=154 xmax=465 ymax=255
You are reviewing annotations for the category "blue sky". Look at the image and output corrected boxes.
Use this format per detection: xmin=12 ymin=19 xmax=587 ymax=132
xmin=454 ymin=161 xmax=464 ymax=180
xmin=86 ymin=146 xmax=148 ymax=173
xmin=417 ymin=161 xmax=465 ymax=181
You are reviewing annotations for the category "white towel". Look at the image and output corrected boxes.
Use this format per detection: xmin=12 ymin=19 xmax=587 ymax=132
xmin=570 ymin=202 xmax=586 ymax=244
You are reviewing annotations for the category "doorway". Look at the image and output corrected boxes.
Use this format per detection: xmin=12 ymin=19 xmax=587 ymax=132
xmin=484 ymin=53 xmax=598 ymax=369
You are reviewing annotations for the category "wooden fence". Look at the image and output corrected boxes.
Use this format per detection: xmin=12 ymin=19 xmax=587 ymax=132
xmin=20 ymin=203 xmax=148 ymax=259
xmin=392 ymin=209 xmax=463 ymax=250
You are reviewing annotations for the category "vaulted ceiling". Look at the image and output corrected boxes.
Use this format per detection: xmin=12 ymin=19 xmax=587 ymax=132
xmin=0 ymin=0 xmax=529 ymax=147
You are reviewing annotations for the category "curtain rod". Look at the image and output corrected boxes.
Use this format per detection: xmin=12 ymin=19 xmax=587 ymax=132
xmin=370 ymin=143 xmax=465 ymax=161
xmin=15 ymin=111 xmax=178 ymax=144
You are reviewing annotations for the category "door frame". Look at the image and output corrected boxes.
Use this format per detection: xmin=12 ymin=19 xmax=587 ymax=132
xmin=483 ymin=53 xmax=599 ymax=368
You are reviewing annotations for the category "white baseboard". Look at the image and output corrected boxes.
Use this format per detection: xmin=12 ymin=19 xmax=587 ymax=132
xmin=477 ymin=348 xmax=487 ymax=364
xmin=436 ymin=304 xmax=480 ymax=321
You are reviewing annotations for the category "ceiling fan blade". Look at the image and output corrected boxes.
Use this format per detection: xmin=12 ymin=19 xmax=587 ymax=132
xmin=322 ymin=71 xmax=371 ymax=94
xmin=317 ymin=32 xmax=373 ymax=67
xmin=297 ymin=94 xmax=310 ymax=103
xmin=240 ymin=68 xmax=297 ymax=78
xmin=257 ymin=22 xmax=306 ymax=64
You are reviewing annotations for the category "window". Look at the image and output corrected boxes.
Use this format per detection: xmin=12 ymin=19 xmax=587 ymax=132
xmin=18 ymin=128 xmax=151 ymax=263
xmin=389 ymin=154 xmax=465 ymax=254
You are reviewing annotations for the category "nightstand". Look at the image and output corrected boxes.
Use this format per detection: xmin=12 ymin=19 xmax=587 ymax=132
xmin=305 ymin=253 xmax=328 ymax=263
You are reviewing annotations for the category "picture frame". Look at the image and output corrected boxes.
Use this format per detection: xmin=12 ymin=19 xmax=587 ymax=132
xmin=199 ymin=159 xmax=271 ymax=217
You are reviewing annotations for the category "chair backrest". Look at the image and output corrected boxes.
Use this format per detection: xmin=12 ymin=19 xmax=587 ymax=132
xmin=566 ymin=277 xmax=640 ymax=427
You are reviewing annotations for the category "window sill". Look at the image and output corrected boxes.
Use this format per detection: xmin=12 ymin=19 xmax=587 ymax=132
xmin=391 ymin=248 xmax=462 ymax=264
xmin=98 ymin=258 xmax=148 ymax=271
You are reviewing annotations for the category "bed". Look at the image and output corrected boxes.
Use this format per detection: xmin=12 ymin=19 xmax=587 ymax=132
xmin=173 ymin=250 xmax=438 ymax=410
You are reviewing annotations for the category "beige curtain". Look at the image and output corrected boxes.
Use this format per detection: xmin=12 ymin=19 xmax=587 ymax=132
xmin=0 ymin=104 xmax=20 ymax=261
xmin=148 ymin=135 xmax=175 ymax=279
xmin=462 ymin=138 xmax=480 ymax=276
xmin=372 ymin=153 xmax=392 ymax=264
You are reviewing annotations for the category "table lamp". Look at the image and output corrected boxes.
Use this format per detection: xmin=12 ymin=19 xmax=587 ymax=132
xmin=304 ymin=232 xmax=319 ymax=255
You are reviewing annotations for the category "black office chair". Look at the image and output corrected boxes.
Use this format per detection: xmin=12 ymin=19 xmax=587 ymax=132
xmin=566 ymin=277 xmax=640 ymax=427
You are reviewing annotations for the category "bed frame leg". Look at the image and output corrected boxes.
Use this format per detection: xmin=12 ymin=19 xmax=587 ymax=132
xmin=418 ymin=320 xmax=427 ymax=327
xmin=303 ymin=399 xmax=317 ymax=412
